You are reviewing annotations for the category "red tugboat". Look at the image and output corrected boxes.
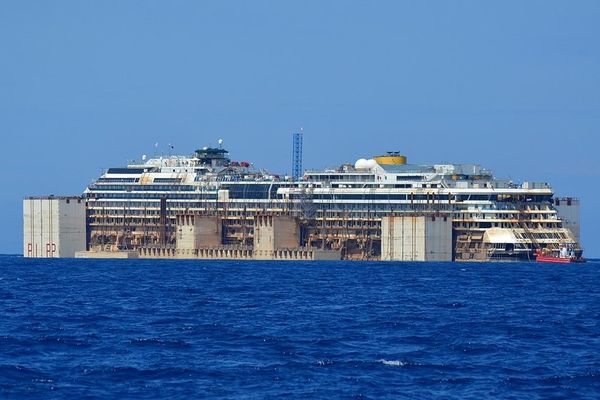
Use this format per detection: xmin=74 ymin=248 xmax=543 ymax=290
xmin=535 ymin=245 xmax=585 ymax=264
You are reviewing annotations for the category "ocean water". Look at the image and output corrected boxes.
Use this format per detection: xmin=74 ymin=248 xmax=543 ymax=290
xmin=1 ymin=256 xmax=599 ymax=399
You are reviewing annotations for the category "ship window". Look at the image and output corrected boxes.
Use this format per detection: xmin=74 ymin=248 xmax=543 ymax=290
xmin=107 ymin=168 xmax=145 ymax=174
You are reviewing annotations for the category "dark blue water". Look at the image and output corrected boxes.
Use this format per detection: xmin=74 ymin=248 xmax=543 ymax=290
xmin=1 ymin=256 xmax=599 ymax=399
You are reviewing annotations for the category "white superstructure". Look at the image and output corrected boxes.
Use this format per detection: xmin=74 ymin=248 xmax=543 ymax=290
xmin=76 ymin=146 xmax=582 ymax=261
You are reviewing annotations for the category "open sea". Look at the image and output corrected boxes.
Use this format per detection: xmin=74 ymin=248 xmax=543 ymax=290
xmin=0 ymin=255 xmax=599 ymax=399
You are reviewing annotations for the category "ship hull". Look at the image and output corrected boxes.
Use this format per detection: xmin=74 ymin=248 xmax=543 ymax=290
xmin=535 ymin=255 xmax=585 ymax=264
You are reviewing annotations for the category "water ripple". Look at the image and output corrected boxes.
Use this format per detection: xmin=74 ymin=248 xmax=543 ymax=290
xmin=1 ymin=257 xmax=599 ymax=399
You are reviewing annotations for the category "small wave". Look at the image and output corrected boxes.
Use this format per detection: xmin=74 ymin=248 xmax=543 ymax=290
xmin=148 ymin=317 xmax=191 ymax=326
xmin=0 ymin=364 xmax=51 ymax=381
xmin=31 ymin=378 xmax=54 ymax=384
xmin=128 ymin=337 xmax=191 ymax=348
xmin=436 ymin=301 xmax=466 ymax=309
xmin=36 ymin=335 xmax=92 ymax=348
xmin=378 ymin=359 xmax=406 ymax=367
xmin=80 ymin=365 xmax=200 ymax=381
xmin=316 ymin=359 xmax=334 ymax=366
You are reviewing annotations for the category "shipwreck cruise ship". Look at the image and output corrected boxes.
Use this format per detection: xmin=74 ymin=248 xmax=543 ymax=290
xmin=76 ymin=144 xmax=582 ymax=262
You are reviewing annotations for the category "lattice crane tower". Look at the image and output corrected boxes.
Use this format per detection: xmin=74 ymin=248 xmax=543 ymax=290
xmin=292 ymin=128 xmax=303 ymax=180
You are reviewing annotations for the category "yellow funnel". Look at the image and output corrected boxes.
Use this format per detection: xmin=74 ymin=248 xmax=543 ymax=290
xmin=373 ymin=154 xmax=407 ymax=165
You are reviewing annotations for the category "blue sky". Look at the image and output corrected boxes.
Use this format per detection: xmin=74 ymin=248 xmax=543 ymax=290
xmin=1 ymin=1 xmax=598 ymax=256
